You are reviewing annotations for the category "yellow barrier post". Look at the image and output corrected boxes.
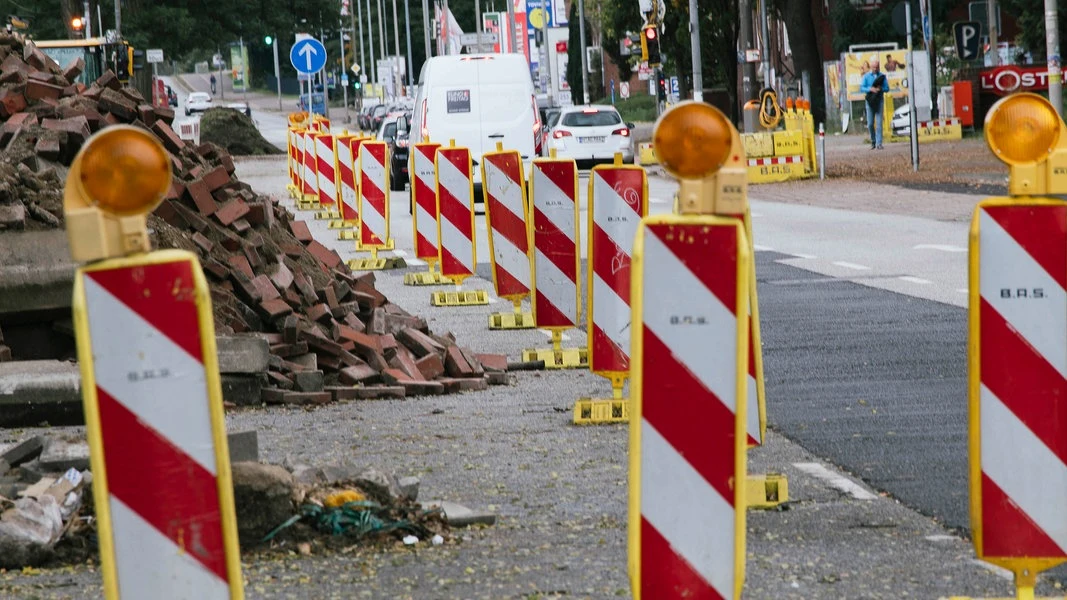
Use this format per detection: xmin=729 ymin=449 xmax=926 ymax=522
xmin=65 ymin=126 xmax=243 ymax=599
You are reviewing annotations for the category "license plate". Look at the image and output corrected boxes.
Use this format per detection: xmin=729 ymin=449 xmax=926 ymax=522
xmin=579 ymin=136 xmax=605 ymax=144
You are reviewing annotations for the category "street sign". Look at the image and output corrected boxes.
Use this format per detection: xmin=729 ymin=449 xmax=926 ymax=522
xmin=289 ymin=37 xmax=327 ymax=74
xmin=460 ymin=32 xmax=499 ymax=45
xmin=146 ymin=49 xmax=164 ymax=64
xmin=620 ymin=81 xmax=630 ymax=99
xmin=670 ymin=76 xmax=679 ymax=97
xmin=954 ymin=21 xmax=981 ymax=60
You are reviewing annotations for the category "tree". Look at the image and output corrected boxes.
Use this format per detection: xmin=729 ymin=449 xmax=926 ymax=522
xmin=567 ymin=2 xmax=586 ymax=103
xmin=775 ymin=1 xmax=826 ymax=123
xmin=1000 ymin=0 xmax=1065 ymax=60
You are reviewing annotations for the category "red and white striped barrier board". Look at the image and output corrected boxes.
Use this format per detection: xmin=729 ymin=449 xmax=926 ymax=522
xmin=336 ymin=136 xmax=360 ymax=223
xmin=530 ymin=159 xmax=580 ymax=328
xmin=747 ymin=155 xmax=803 ymax=167
xmin=315 ymin=133 xmax=338 ymax=210
xmin=359 ymin=141 xmax=391 ymax=248
xmin=300 ymin=131 xmax=318 ymax=200
xmin=291 ymin=130 xmax=306 ymax=194
xmin=412 ymin=142 xmax=442 ymax=263
xmin=920 ymin=118 xmax=960 ymax=128
xmin=630 ymin=216 xmax=748 ymax=600
xmin=435 ymin=146 xmax=477 ymax=281
xmin=971 ymin=200 xmax=1067 ymax=567
xmin=587 ymin=165 xmax=647 ymax=374
xmin=481 ymin=150 xmax=532 ymax=299
xmin=74 ymin=252 xmax=242 ymax=599
xmin=287 ymin=128 xmax=298 ymax=189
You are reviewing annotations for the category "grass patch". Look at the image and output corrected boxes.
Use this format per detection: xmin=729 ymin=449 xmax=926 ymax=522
xmin=596 ymin=94 xmax=657 ymax=123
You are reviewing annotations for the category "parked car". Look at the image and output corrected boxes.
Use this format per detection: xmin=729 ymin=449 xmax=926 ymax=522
xmin=376 ymin=113 xmax=411 ymax=191
xmin=368 ymin=104 xmax=389 ymax=131
xmin=411 ymin=53 xmax=541 ymax=200
xmin=546 ymin=105 xmax=634 ymax=165
xmin=185 ymin=92 xmax=212 ymax=116
xmin=540 ymin=108 xmax=561 ymax=156
xmin=358 ymin=104 xmax=377 ymax=131
xmin=891 ymin=103 xmax=910 ymax=136
xmin=166 ymin=86 xmax=178 ymax=107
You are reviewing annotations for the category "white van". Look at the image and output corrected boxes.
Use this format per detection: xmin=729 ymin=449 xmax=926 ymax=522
xmin=410 ymin=54 xmax=542 ymax=197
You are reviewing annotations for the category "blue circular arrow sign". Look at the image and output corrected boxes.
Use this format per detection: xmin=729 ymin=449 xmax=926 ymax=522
xmin=290 ymin=37 xmax=327 ymax=74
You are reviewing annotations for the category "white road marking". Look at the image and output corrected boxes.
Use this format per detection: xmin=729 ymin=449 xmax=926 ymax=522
xmin=924 ymin=535 xmax=958 ymax=542
xmin=792 ymin=462 xmax=878 ymax=500
xmin=753 ymin=244 xmax=774 ymax=252
xmin=789 ymin=252 xmax=816 ymax=259
xmin=899 ymin=276 xmax=932 ymax=285
xmin=970 ymin=559 xmax=1013 ymax=581
xmin=538 ymin=329 xmax=571 ymax=341
xmin=750 ymin=211 xmax=763 ymax=218
xmin=832 ymin=261 xmax=871 ymax=271
xmin=957 ymin=289 xmax=969 ymax=294
xmin=913 ymin=243 xmax=967 ymax=253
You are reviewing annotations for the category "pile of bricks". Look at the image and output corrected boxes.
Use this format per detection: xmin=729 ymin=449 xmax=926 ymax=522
xmin=0 ymin=33 xmax=509 ymax=403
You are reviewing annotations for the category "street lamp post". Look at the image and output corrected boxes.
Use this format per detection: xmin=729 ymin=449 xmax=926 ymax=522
xmin=269 ymin=36 xmax=281 ymax=111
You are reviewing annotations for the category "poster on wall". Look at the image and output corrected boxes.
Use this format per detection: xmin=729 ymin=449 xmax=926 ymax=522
xmin=230 ymin=44 xmax=249 ymax=91
xmin=843 ymin=49 xmax=907 ymax=101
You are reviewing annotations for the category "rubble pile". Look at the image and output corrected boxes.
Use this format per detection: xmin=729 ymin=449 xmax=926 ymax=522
xmin=0 ymin=32 xmax=512 ymax=403
xmin=199 ymin=106 xmax=284 ymax=156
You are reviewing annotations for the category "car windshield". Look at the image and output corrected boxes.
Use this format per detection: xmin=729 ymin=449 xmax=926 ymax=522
xmin=561 ymin=110 xmax=621 ymax=127
xmin=382 ymin=122 xmax=397 ymax=140
xmin=373 ymin=105 xmax=387 ymax=115
xmin=190 ymin=93 xmax=210 ymax=102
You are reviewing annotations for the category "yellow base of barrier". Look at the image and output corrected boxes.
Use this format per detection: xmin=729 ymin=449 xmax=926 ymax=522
xmin=887 ymin=118 xmax=964 ymax=144
xmin=315 ymin=209 xmax=342 ymax=220
xmin=638 ymin=143 xmax=658 ymax=166
xmin=521 ymin=347 xmax=589 ymax=369
xmin=327 ymin=219 xmax=355 ymax=229
xmin=747 ymin=156 xmax=812 ymax=184
xmin=298 ymin=198 xmax=321 ymax=211
xmin=337 ymin=230 xmax=359 ymax=241
xmin=431 ymin=290 xmax=490 ymax=306
xmin=404 ymin=271 xmax=453 ymax=286
xmin=573 ymin=398 xmax=629 ymax=425
xmin=347 ymin=257 xmax=404 ymax=271
xmin=488 ymin=311 xmax=535 ymax=330
xmin=746 ymin=473 xmax=789 ymax=509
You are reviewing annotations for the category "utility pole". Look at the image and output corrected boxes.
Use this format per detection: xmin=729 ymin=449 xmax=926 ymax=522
xmin=1047 ymin=0 xmax=1062 ymax=117
xmin=987 ymin=0 xmax=999 ymax=66
xmin=378 ymin=0 xmax=387 ymax=70
xmin=739 ymin=0 xmax=756 ymax=103
xmin=272 ymin=37 xmax=281 ymax=110
xmin=114 ymin=0 xmax=121 ymax=38
xmin=906 ymin=1 xmax=919 ymax=171
xmin=367 ymin=0 xmax=377 ymax=86
xmin=759 ymin=0 xmax=769 ymax=89
xmin=422 ymin=0 xmax=432 ymax=59
xmin=578 ymin=0 xmax=590 ymax=103
xmin=476 ymin=0 xmax=483 ymax=36
xmin=353 ymin=0 xmax=365 ymax=86
xmin=505 ymin=0 xmax=516 ymax=53
xmin=404 ymin=0 xmax=415 ymax=87
xmin=340 ymin=21 xmax=350 ymax=120
xmin=392 ymin=0 xmax=403 ymax=96
xmin=83 ymin=1 xmax=91 ymax=38
xmin=689 ymin=0 xmax=702 ymax=101
xmin=444 ymin=0 xmax=451 ymax=55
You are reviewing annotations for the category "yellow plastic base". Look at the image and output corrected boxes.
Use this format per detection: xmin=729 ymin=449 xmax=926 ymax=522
xmin=356 ymin=239 xmax=395 ymax=251
xmin=521 ymin=347 xmax=589 ymax=369
xmin=347 ymin=257 xmax=403 ymax=271
xmin=315 ymin=209 xmax=342 ymax=220
xmin=298 ymin=199 xmax=321 ymax=211
xmin=326 ymin=219 xmax=353 ymax=229
xmin=404 ymin=271 xmax=453 ymax=286
xmin=573 ymin=398 xmax=629 ymax=425
xmin=337 ymin=229 xmax=359 ymax=241
xmin=638 ymin=143 xmax=658 ymax=165
xmin=489 ymin=311 xmax=535 ymax=329
xmin=430 ymin=290 xmax=490 ymax=306
xmin=746 ymin=473 xmax=789 ymax=509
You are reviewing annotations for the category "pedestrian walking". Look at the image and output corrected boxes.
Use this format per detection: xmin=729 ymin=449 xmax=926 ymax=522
xmin=861 ymin=59 xmax=887 ymax=149
xmin=210 ymin=73 xmax=217 ymax=95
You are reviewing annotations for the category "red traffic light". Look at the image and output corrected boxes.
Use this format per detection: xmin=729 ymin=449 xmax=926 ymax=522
xmin=644 ymin=27 xmax=657 ymax=40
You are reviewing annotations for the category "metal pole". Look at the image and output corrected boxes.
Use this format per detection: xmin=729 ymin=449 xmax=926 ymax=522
xmin=367 ymin=0 xmax=377 ymax=85
xmin=739 ymin=0 xmax=756 ymax=103
xmin=378 ymin=0 xmax=388 ymax=75
xmin=340 ymin=22 xmax=350 ymax=120
xmin=924 ymin=0 xmax=938 ymax=118
xmin=444 ymin=0 xmax=450 ymax=55
xmin=422 ymin=0 xmax=432 ymax=58
xmin=906 ymin=1 xmax=919 ymax=171
xmin=404 ymin=0 xmax=415 ymax=86
xmin=505 ymin=0 xmax=516 ymax=52
xmin=273 ymin=38 xmax=282 ymax=111
xmin=818 ymin=122 xmax=825 ymax=180
xmin=759 ymin=0 xmax=770 ymax=88
xmin=689 ymin=0 xmax=702 ymax=101
xmin=578 ymin=0 xmax=590 ymax=103
xmin=355 ymin=0 xmax=366 ymax=78
xmin=476 ymin=0 xmax=483 ymax=37
xmin=97 ymin=4 xmax=103 ymax=40
xmin=393 ymin=0 xmax=403 ymax=96
xmin=987 ymin=0 xmax=999 ymax=66
xmin=114 ymin=0 xmax=121 ymax=38
xmin=1046 ymin=0 xmax=1062 ymax=117
xmin=84 ymin=1 xmax=91 ymax=38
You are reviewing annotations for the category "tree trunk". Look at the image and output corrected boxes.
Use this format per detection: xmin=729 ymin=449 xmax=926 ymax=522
xmin=779 ymin=0 xmax=825 ymax=123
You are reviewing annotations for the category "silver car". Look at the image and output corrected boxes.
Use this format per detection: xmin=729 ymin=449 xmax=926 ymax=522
xmin=546 ymin=105 xmax=634 ymax=165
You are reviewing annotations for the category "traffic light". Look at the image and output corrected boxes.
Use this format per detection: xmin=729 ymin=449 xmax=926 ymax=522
xmin=642 ymin=25 xmax=660 ymax=66
xmin=264 ymin=35 xmax=273 ymax=45
xmin=116 ymin=43 xmax=130 ymax=81
xmin=70 ymin=16 xmax=84 ymax=33
xmin=984 ymin=93 xmax=1067 ymax=196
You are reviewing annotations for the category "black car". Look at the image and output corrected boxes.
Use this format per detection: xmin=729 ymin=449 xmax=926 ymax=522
xmin=358 ymin=105 xmax=375 ymax=131
xmin=369 ymin=104 xmax=388 ymax=131
xmin=379 ymin=115 xmax=411 ymax=191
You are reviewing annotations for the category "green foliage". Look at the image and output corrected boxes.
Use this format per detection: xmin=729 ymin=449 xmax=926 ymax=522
xmin=599 ymin=93 xmax=657 ymax=122
xmin=1000 ymin=0 xmax=1065 ymax=59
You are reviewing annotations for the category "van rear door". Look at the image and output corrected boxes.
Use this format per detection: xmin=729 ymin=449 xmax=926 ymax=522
xmin=436 ymin=82 xmax=482 ymax=157
xmin=475 ymin=62 xmax=535 ymax=160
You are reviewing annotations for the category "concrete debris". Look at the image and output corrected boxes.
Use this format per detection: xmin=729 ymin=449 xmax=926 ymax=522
xmin=0 ymin=496 xmax=63 ymax=568
xmin=37 ymin=438 xmax=89 ymax=472
xmin=426 ymin=500 xmax=498 ymax=527
xmin=231 ymin=461 xmax=297 ymax=547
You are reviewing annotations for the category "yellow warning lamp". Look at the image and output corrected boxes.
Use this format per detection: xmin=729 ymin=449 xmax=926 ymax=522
xmin=984 ymin=92 xmax=1067 ymax=196
xmin=653 ymin=100 xmax=747 ymax=216
xmin=64 ymin=125 xmax=172 ymax=263
xmin=70 ymin=16 xmax=84 ymax=33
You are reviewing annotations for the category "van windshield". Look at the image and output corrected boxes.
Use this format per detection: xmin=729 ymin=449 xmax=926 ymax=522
xmin=561 ymin=110 xmax=621 ymax=127
xmin=382 ymin=122 xmax=397 ymax=141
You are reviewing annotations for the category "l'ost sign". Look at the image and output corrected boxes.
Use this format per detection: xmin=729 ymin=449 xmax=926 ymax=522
xmin=980 ymin=65 xmax=1052 ymax=96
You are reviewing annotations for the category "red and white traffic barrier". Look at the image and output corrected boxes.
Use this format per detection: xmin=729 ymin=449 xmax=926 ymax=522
xmin=633 ymin=219 xmax=747 ymax=599
xmin=287 ymin=128 xmax=298 ymax=189
xmin=435 ymin=146 xmax=476 ymax=280
xmin=747 ymin=155 xmax=804 ymax=167
xmin=974 ymin=203 xmax=1067 ymax=559
xmin=315 ymin=133 xmax=338 ymax=210
xmin=359 ymin=140 xmax=391 ymax=248
xmin=482 ymin=150 xmax=532 ymax=299
xmin=919 ymin=118 xmax=960 ymax=128
xmin=336 ymin=136 xmax=359 ymax=223
xmin=79 ymin=258 xmax=240 ymax=598
xmin=588 ymin=165 xmax=646 ymax=373
xmin=530 ymin=159 xmax=579 ymax=328
xmin=300 ymin=131 xmax=318 ymax=201
xmin=412 ymin=142 xmax=442 ymax=263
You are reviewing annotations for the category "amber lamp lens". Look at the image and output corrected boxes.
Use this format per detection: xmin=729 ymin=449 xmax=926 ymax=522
xmin=653 ymin=102 xmax=734 ymax=179
xmin=79 ymin=127 xmax=171 ymax=216
xmin=985 ymin=93 xmax=1061 ymax=166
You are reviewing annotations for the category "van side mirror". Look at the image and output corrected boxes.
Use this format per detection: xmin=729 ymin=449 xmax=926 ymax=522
xmin=397 ymin=116 xmax=409 ymax=134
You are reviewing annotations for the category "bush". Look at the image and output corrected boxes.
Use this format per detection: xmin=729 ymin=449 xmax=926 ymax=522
xmin=596 ymin=94 xmax=657 ymax=123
